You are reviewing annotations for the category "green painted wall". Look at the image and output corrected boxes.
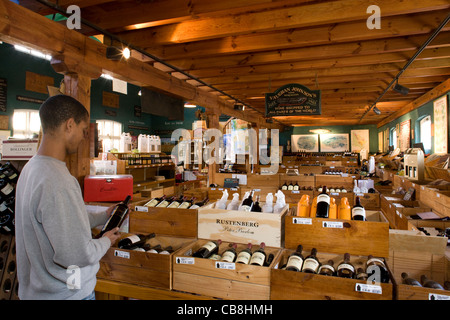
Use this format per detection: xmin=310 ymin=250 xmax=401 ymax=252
xmin=377 ymin=92 xmax=450 ymax=154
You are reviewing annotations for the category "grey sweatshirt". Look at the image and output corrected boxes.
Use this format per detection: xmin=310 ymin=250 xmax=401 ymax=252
xmin=15 ymin=155 xmax=112 ymax=300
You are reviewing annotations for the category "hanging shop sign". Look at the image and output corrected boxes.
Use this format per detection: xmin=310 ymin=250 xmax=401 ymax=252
xmin=265 ymin=83 xmax=321 ymax=117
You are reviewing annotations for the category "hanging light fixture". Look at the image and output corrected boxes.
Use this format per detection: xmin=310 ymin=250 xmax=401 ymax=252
xmin=106 ymin=46 xmax=130 ymax=60
xmin=393 ymin=79 xmax=409 ymax=95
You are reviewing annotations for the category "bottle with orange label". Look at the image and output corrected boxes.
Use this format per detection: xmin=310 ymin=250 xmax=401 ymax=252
xmin=329 ymin=197 xmax=337 ymax=219
xmin=297 ymin=194 xmax=311 ymax=217
xmin=338 ymin=197 xmax=351 ymax=220
xmin=309 ymin=196 xmax=318 ymax=217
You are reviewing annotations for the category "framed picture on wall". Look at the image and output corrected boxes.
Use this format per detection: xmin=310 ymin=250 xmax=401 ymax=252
xmin=351 ymin=129 xmax=370 ymax=152
xmin=319 ymin=134 xmax=349 ymax=152
xmin=399 ymin=119 xmax=411 ymax=152
xmin=434 ymin=95 xmax=448 ymax=154
xmin=291 ymin=134 xmax=319 ymax=152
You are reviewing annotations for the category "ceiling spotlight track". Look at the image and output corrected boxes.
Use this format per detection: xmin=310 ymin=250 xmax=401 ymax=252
xmin=34 ymin=0 xmax=283 ymax=126
xmin=359 ymin=11 xmax=450 ymax=123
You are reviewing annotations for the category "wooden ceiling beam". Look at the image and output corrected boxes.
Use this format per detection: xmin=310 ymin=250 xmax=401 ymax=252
xmin=116 ymin=0 xmax=450 ymax=45
xmin=143 ymin=10 xmax=450 ymax=60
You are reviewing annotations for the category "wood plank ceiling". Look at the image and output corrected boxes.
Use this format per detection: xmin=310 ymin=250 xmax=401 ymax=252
xmin=19 ymin=0 xmax=450 ymax=127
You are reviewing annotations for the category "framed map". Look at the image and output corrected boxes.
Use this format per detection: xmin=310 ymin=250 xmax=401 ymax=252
xmin=434 ymin=95 xmax=448 ymax=154
xmin=291 ymin=134 xmax=319 ymax=152
xmin=320 ymin=134 xmax=349 ymax=152
xmin=399 ymin=119 xmax=411 ymax=152
xmin=351 ymin=129 xmax=370 ymax=152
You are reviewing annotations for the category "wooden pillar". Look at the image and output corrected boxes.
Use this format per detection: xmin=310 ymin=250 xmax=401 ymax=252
xmin=50 ymin=55 xmax=101 ymax=188
xmin=206 ymin=112 xmax=219 ymax=186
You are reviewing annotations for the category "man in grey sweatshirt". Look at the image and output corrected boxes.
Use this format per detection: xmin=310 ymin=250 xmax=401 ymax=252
xmin=15 ymin=95 xmax=121 ymax=300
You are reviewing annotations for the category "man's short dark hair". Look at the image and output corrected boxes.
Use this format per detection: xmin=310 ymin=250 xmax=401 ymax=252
xmin=39 ymin=95 xmax=89 ymax=133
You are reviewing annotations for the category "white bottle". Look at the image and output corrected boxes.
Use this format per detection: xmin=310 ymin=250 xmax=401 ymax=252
xmin=119 ymin=132 xmax=132 ymax=152
xmin=215 ymin=189 xmax=228 ymax=209
xmin=138 ymin=134 xmax=148 ymax=153
xmin=155 ymin=135 xmax=161 ymax=153
xmin=273 ymin=190 xmax=286 ymax=213
xmin=262 ymin=193 xmax=274 ymax=213
xmin=148 ymin=135 xmax=155 ymax=152
xmin=353 ymin=180 xmax=361 ymax=193
xmin=226 ymin=193 xmax=240 ymax=210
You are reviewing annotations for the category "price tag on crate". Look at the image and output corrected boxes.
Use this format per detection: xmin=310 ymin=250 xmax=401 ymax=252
xmin=429 ymin=293 xmax=450 ymax=300
xmin=355 ymin=283 xmax=382 ymax=294
xmin=292 ymin=217 xmax=312 ymax=225
xmin=215 ymin=261 xmax=236 ymax=270
xmin=322 ymin=221 xmax=343 ymax=229
xmin=114 ymin=250 xmax=130 ymax=259
xmin=134 ymin=206 xmax=148 ymax=212
xmin=176 ymin=257 xmax=195 ymax=265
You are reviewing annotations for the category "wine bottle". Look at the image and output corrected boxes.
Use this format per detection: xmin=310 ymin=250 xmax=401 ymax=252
xmin=356 ymin=268 xmax=368 ymax=281
xmin=167 ymin=195 xmax=184 ymax=208
xmin=145 ymin=244 xmax=162 ymax=253
xmin=192 ymin=239 xmax=222 ymax=259
xmin=301 ymin=248 xmax=321 ymax=274
xmin=338 ymin=197 xmax=351 ymax=220
xmin=249 ymin=242 xmax=266 ymax=266
xmin=281 ymin=182 xmax=288 ymax=190
xmin=329 ymin=197 xmax=337 ymax=219
xmin=160 ymin=246 xmax=174 ymax=255
xmin=315 ymin=186 xmax=330 ymax=218
xmin=293 ymin=181 xmax=299 ymax=191
xmin=337 ymin=253 xmax=355 ymax=279
xmin=287 ymin=181 xmax=294 ymax=191
xmin=178 ymin=197 xmax=195 ymax=209
xmin=0 ymin=179 xmax=15 ymax=200
xmin=421 ymin=275 xmax=444 ymax=290
xmin=352 ymin=196 xmax=366 ymax=221
xmin=0 ymin=210 xmax=14 ymax=234
xmin=309 ymin=197 xmax=318 ymax=217
xmin=264 ymin=253 xmax=274 ymax=267
xmin=236 ymin=243 xmax=253 ymax=264
xmin=366 ymin=255 xmax=390 ymax=283
xmin=297 ymin=194 xmax=310 ymax=217
xmin=96 ymin=195 xmax=131 ymax=238
xmin=251 ymin=196 xmax=262 ymax=212
xmin=285 ymin=244 xmax=304 ymax=272
xmin=221 ymin=243 xmax=238 ymax=263
xmin=240 ymin=191 xmax=254 ymax=212
xmin=401 ymin=273 xmax=422 ymax=287
xmin=144 ymin=195 xmax=165 ymax=207
xmin=118 ymin=233 xmax=156 ymax=250
xmin=1 ymin=162 xmax=19 ymax=184
xmin=318 ymin=260 xmax=335 ymax=276
xmin=156 ymin=196 xmax=175 ymax=208
xmin=189 ymin=197 xmax=209 ymax=209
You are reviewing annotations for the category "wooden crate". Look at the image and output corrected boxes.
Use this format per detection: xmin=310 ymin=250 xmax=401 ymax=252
xmin=380 ymin=194 xmax=405 ymax=228
xmin=284 ymin=210 xmax=390 ymax=257
xmin=353 ymin=191 xmax=380 ymax=210
xmin=279 ymin=174 xmax=315 ymax=189
xmin=388 ymin=230 xmax=449 ymax=300
xmin=381 ymin=195 xmax=432 ymax=230
xmin=130 ymin=201 xmax=198 ymax=238
xmin=97 ymin=234 xmax=195 ymax=290
xmin=271 ymin=248 xmax=394 ymax=300
xmin=172 ymin=239 xmax=281 ymax=300
xmin=419 ymin=186 xmax=450 ymax=218
xmin=182 ymin=187 xmax=209 ymax=202
xmin=246 ymin=173 xmax=279 ymax=188
xmin=197 ymin=201 xmax=288 ymax=247
xmin=315 ymin=174 xmax=354 ymax=190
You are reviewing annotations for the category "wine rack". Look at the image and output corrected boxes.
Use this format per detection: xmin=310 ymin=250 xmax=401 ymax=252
xmin=0 ymin=234 xmax=18 ymax=300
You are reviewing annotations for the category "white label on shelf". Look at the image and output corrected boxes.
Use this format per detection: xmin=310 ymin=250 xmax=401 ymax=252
xmin=134 ymin=206 xmax=148 ymax=212
xmin=331 ymin=192 xmax=339 ymax=196
xmin=322 ymin=221 xmax=343 ymax=229
xmin=356 ymin=193 xmax=364 ymax=197
xmin=210 ymin=188 xmax=216 ymax=190
xmin=436 ymin=194 xmax=440 ymax=198
xmin=292 ymin=217 xmax=312 ymax=225
xmin=175 ymin=257 xmax=195 ymax=264
xmin=215 ymin=261 xmax=236 ymax=270
xmin=355 ymin=283 xmax=382 ymax=294
xmin=292 ymin=190 xmax=300 ymax=194
xmin=341 ymin=173 xmax=348 ymax=177
xmin=114 ymin=250 xmax=130 ymax=259
xmin=254 ymin=188 xmax=261 ymax=192
xmin=429 ymin=293 xmax=450 ymax=300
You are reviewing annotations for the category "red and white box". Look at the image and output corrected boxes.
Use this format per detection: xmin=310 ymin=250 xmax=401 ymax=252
xmin=84 ymin=174 xmax=133 ymax=202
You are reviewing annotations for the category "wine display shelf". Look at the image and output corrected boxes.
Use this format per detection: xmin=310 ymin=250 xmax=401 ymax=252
xmin=0 ymin=234 xmax=18 ymax=300
xmin=271 ymin=248 xmax=394 ymax=300
xmin=97 ymin=233 xmax=195 ymax=290
xmin=172 ymin=239 xmax=281 ymax=300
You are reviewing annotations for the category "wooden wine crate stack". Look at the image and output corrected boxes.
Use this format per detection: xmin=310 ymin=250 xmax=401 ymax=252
xmin=96 ymin=199 xmax=198 ymax=291
xmin=388 ymin=229 xmax=449 ymax=300
xmin=172 ymin=240 xmax=281 ymax=300
xmin=271 ymin=209 xmax=394 ymax=300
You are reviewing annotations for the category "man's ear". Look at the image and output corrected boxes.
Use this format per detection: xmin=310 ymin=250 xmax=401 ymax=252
xmin=65 ymin=118 xmax=76 ymax=133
